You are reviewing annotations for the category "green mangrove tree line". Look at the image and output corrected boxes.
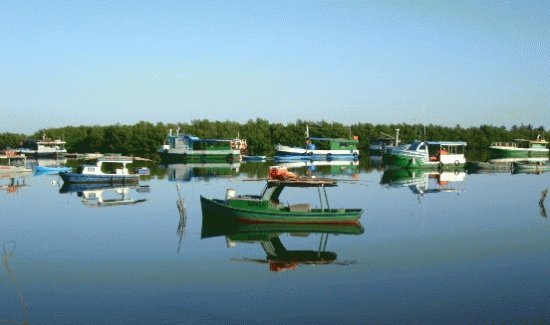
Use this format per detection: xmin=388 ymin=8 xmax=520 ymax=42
xmin=0 ymin=119 xmax=547 ymax=159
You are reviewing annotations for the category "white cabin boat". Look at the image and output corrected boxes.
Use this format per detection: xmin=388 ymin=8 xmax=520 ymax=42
xmin=18 ymin=136 xmax=67 ymax=158
xmin=60 ymin=156 xmax=139 ymax=184
xmin=0 ymin=150 xmax=32 ymax=174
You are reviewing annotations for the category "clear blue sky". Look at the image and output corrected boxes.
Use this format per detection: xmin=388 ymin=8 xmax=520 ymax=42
xmin=1 ymin=0 xmax=549 ymax=134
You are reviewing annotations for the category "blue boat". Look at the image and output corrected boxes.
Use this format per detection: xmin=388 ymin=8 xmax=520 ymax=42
xmin=242 ymin=155 xmax=267 ymax=162
xmin=34 ymin=165 xmax=72 ymax=175
xmin=60 ymin=156 xmax=140 ymax=184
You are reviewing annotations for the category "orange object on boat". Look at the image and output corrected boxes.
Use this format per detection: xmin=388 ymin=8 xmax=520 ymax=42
xmin=269 ymin=166 xmax=298 ymax=180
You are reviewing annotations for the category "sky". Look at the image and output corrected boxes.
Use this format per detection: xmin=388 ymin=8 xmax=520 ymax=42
xmin=1 ymin=0 xmax=550 ymax=134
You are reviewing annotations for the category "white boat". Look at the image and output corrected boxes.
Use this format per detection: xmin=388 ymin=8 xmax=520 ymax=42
xmin=18 ymin=135 xmax=67 ymax=158
xmin=275 ymin=127 xmax=359 ymax=161
xmin=59 ymin=156 xmax=139 ymax=184
xmin=0 ymin=150 xmax=32 ymax=174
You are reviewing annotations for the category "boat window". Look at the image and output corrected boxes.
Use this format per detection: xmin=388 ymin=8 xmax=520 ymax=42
xmin=408 ymin=141 xmax=422 ymax=150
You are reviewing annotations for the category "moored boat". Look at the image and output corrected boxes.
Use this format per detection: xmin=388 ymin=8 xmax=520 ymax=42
xmin=159 ymin=129 xmax=243 ymax=163
xmin=489 ymin=137 xmax=549 ymax=158
xmin=275 ymin=126 xmax=359 ymax=161
xmin=242 ymin=155 xmax=267 ymax=162
xmin=34 ymin=165 xmax=72 ymax=174
xmin=200 ymin=169 xmax=363 ymax=224
xmin=17 ymin=135 xmax=67 ymax=158
xmin=59 ymin=156 xmax=139 ymax=184
xmin=0 ymin=150 xmax=32 ymax=174
xmin=383 ymin=140 xmax=467 ymax=169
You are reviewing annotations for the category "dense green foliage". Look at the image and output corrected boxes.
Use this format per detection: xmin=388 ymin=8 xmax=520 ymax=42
xmin=1 ymin=120 xmax=547 ymax=159
xmin=0 ymin=132 xmax=27 ymax=149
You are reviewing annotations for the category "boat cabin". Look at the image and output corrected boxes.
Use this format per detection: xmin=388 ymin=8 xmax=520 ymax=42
xmin=408 ymin=141 xmax=467 ymax=165
xmin=306 ymin=137 xmax=359 ymax=151
xmin=163 ymin=130 xmax=246 ymax=153
xmin=77 ymin=157 xmax=133 ymax=175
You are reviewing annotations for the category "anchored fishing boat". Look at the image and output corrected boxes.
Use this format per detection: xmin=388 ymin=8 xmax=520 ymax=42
xmin=200 ymin=166 xmax=363 ymax=224
xmin=17 ymin=135 xmax=67 ymax=158
xmin=242 ymin=155 xmax=267 ymax=162
xmin=159 ymin=129 xmax=244 ymax=163
xmin=275 ymin=126 xmax=359 ymax=161
xmin=59 ymin=156 xmax=139 ymax=184
xmin=489 ymin=137 xmax=549 ymax=158
xmin=383 ymin=140 xmax=467 ymax=169
xmin=34 ymin=165 xmax=72 ymax=174
xmin=0 ymin=150 xmax=32 ymax=174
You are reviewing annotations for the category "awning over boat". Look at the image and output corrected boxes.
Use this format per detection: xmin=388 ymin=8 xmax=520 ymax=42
xmin=426 ymin=141 xmax=467 ymax=146
xmin=260 ymin=179 xmax=337 ymax=201
xmin=308 ymin=137 xmax=358 ymax=143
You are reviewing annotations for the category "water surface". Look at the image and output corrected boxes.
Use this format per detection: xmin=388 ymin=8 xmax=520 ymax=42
xmin=1 ymin=160 xmax=550 ymax=324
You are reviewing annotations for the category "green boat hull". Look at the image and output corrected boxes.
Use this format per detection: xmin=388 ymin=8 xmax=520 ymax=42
xmin=383 ymin=153 xmax=466 ymax=169
xmin=160 ymin=152 xmax=240 ymax=163
xmin=200 ymin=196 xmax=362 ymax=224
xmin=489 ymin=148 xmax=549 ymax=158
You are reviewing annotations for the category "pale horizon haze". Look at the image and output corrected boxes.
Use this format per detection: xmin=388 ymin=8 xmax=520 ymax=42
xmin=1 ymin=1 xmax=550 ymax=134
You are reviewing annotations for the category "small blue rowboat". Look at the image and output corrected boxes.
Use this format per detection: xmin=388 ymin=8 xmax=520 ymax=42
xmin=34 ymin=165 xmax=72 ymax=175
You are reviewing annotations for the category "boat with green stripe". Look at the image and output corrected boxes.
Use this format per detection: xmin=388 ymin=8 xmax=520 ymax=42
xmin=200 ymin=178 xmax=363 ymax=224
xmin=159 ymin=128 xmax=244 ymax=163
xmin=489 ymin=137 xmax=549 ymax=159
xmin=383 ymin=140 xmax=467 ymax=169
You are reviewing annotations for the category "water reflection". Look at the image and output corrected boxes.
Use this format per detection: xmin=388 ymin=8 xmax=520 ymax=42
xmin=163 ymin=162 xmax=241 ymax=181
xmin=0 ymin=172 xmax=31 ymax=195
xmin=2 ymin=241 xmax=29 ymax=325
xmin=201 ymin=211 xmax=364 ymax=272
xmin=275 ymin=159 xmax=359 ymax=178
xmin=488 ymin=157 xmax=549 ymax=164
xmin=381 ymin=169 xmax=466 ymax=196
xmin=539 ymin=188 xmax=548 ymax=218
xmin=59 ymin=183 xmax=149 ymax=207
xmin=176 ymin=184 xmax=187 ymax=253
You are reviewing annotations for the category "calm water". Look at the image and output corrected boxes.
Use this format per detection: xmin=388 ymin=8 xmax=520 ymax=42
xmin=1 ymin=159 xmax=550 ymax=324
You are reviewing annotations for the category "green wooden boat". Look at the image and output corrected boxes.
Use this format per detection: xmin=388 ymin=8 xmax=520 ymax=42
xmin=200 ymin=178 xmax=363 ymax=224
xmin=489 ymin=138 xmax=549 ymax=158
xmin=382 ymin=141 xmax=467 ymax=169
xmin=159 ymin=129 xmax=244 ymax=163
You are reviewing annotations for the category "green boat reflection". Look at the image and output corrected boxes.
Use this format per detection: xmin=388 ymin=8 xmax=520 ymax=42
xmin=381 ymin=168 xmax=466 ymax=196
xmin=201 ymin=210 xmax=364 ymax=272
xmin=275 ymin=159 xmax=360 ymax=178
xmin=163 ymin=162 xmax=241 ymax=181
